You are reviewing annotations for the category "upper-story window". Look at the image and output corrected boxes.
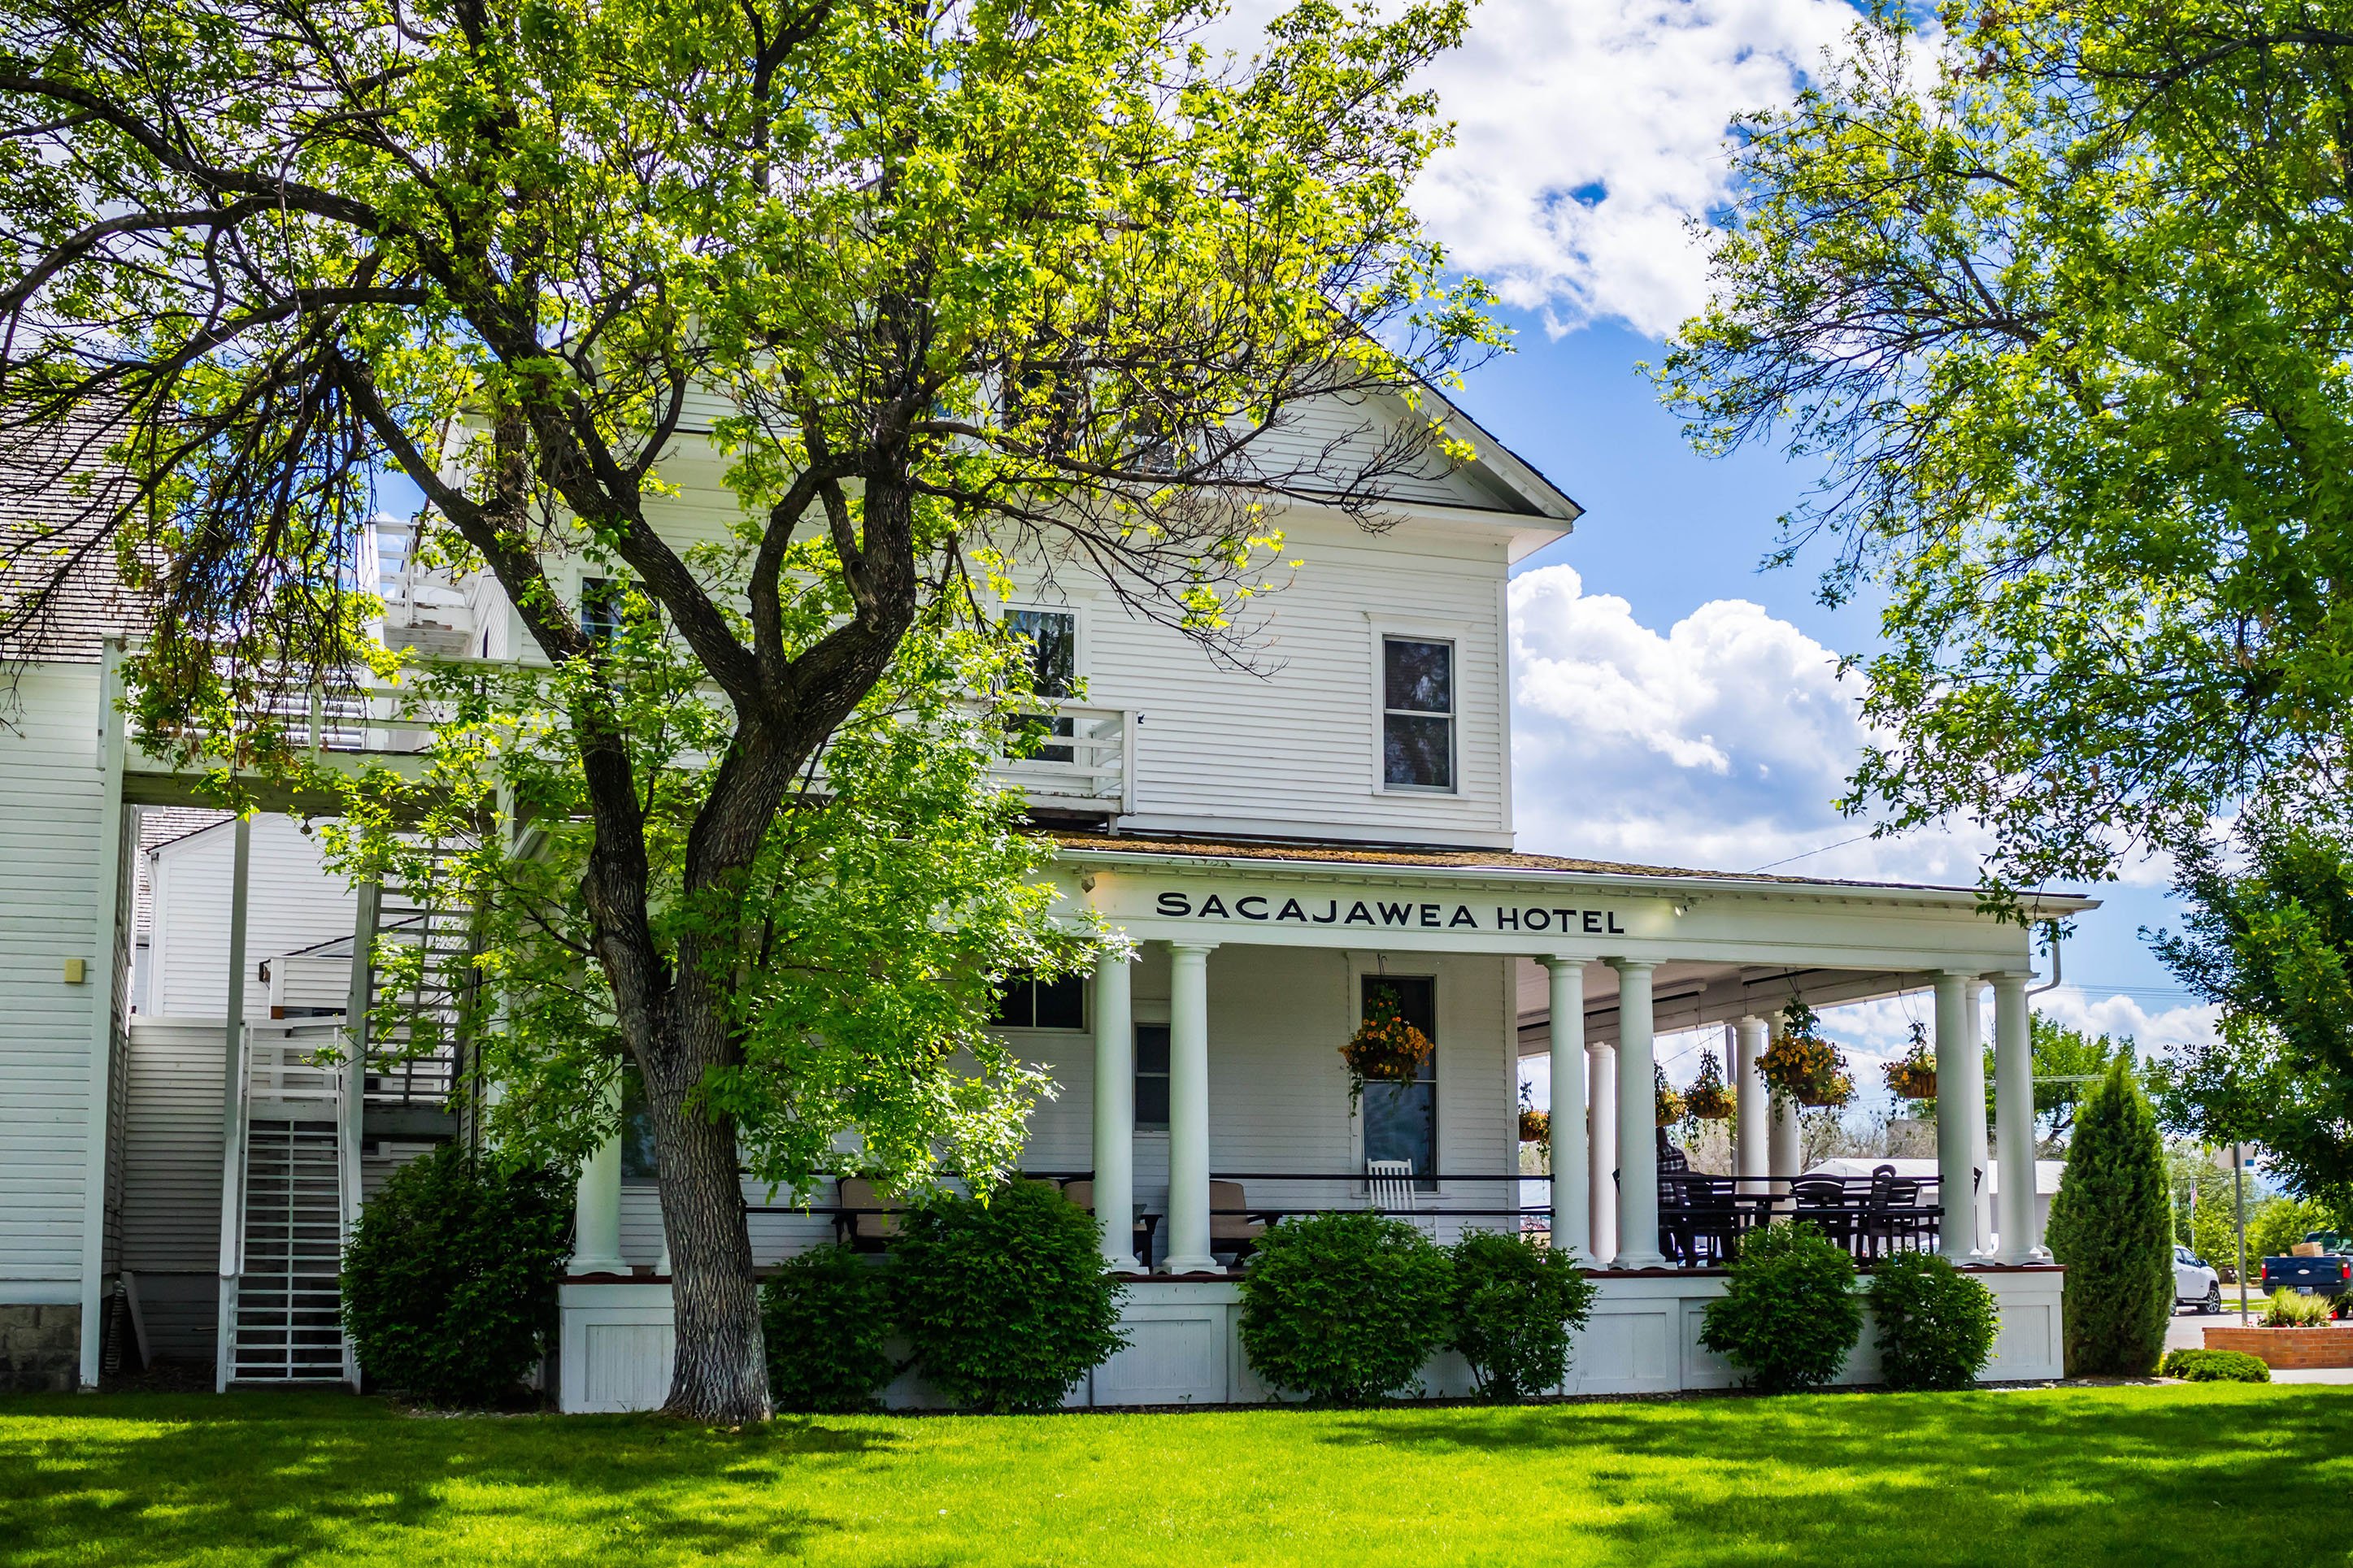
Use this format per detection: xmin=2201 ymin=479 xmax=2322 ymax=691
xmin=581 ymin=576 xmax=655 ymax=644
xmin=1007 ymin=607 xmax=1077 ymax=762
xmin=1382 ymin=636 xmax=1455 ymax=792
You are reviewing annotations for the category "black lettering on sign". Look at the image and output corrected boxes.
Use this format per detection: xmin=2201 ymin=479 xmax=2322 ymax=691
xmin=1157 ymin=892 xmax=1191 ymax=917
xmin=1581 ymin=910 xmax=1602 ymax=933
xmin=1277 ymin=898 xmax=1307 ymax=922
xmin=1450 ymin=905 xmax=1477 ymax=927
xmin=1378 ymin=901 xmax=1413 ymax=927
xmin=1199 ymin=894 xmax=1229 ymax=919
xmin=1419 ymin=903 xmax=1441 ymax=927
xmin=1313 ymin=900 xmax=1339 ymax=924
xmin=1345 ymin=901 xmax=1375 ymax=926
xmin=1237 ymin=896 xmax=1268 ymax=921
xmin=1497 ymin=906 xmax=1520 ymax=930
xmin=1525 ymin=908 xmax=1551 ymax=932
xmin=1609 ymin=912 xmax=1626 ymax=934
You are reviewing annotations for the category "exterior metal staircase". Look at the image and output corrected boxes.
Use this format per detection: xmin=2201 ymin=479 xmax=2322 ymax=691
xmin=230 ymin=1116 xmax=347 ymax=1382
xmin=213 ymin=863 xmax=476 ymax=1390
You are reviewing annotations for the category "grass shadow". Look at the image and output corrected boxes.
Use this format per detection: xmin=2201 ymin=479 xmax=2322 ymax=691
xmin=0 ymin=1392 xmax=907 ymax=1566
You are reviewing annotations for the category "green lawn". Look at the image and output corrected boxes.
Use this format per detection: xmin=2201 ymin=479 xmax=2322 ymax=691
xmin=2 ymin=1386 xmax=2348 ymax=1566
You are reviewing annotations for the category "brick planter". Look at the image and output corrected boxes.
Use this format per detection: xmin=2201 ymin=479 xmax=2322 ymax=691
xmin=2203 ymin=1324 xmax=2353 ymax=1370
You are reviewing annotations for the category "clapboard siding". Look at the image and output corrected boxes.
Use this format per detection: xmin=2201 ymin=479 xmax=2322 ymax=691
xmin=118 ymin=1019 xmax=227 ymax=1275
xmin=145 ymin=814 xmax=358 ymax=1018
xmin=1026 ymin=508 xmax=1514 ymax=844
xmin=0 ymin=662 xmax=102 ymax=1292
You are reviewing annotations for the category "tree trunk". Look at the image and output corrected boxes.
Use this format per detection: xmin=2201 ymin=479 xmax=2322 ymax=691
xmin=646 ymin=1063 xmax=770 ymax=1422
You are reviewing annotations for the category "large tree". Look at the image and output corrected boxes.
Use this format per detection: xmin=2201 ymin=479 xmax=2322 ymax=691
xmin=0 ymin=0 xmax=1495 ymax=1419
xmin=1657 ymin=0 xmax=2353 ymax=900
xmin=2148 ymin=804 xmax=2353 ymax=1218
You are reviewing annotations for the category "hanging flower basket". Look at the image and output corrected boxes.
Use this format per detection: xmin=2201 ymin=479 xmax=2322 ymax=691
xmin=1342 ymin=984 xmax=1433 ymax=1093
xmin=1518 ymin=1082 xmax=1551 ymax=1145
xmin=1759 ymin=998 xmax=1854 ymax=1109
xmin=1883 ymin=1023 xmax=1937 ymax=1101
xmin=1654 ymin=1063 xmax=1685 ymax=1127
xmin=1683 ymin=1048 xmax=1735 ymax=1121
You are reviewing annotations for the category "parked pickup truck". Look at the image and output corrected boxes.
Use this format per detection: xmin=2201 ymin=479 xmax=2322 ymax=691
xmin=2259 ymin=1232 xmax=2353 ymax=1298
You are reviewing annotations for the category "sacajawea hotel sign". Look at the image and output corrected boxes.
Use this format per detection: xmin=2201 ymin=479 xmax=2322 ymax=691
xmin=1149 ymin=889 xmax=1633 ymax=935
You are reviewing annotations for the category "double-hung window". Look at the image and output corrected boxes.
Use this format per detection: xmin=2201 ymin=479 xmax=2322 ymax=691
xmin=1360 ymin=975 xmax=1437 ymax=1188
xmin=1382 ymin=636 xmax=1455 ymax=791
xmin=991 ymin=971 xmax=1085 ymax=1030
xmin=1007 ymin=607 xmax=1077 ymax=762
xmin=1134 ymin=1023 xmax=1171 ymax=1131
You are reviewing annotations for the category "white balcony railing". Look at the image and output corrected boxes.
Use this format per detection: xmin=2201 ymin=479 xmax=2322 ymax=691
xmin=993 ymin=704 xmax=1133 ymax=814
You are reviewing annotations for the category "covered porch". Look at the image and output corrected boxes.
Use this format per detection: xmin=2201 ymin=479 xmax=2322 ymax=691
xmin=559 ymin=837 xmax=2086 ymax=1409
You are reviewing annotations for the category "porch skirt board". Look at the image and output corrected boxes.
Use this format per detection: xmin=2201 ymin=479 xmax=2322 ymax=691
xmin=555 ymin=1270 xmax=2067 ymax=1414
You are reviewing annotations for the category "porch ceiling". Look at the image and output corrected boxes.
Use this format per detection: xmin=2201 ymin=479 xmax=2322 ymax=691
xmin=1512 ymin=956 xmax=1956 ymax=1053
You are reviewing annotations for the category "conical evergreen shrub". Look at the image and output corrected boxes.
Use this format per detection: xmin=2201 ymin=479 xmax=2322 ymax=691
xmin=2043 ymin=1053 xmax=2172 ymax=1375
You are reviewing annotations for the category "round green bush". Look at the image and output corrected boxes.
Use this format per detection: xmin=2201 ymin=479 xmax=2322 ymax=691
xmin=341 ymin=1143 xmax=573 ymax=1406
xmin=2159 ymin=1347 xmax=2272 ymax=1383
xmin=1698 ymin=1220 xmax=1863 ymax=1392
xmin=759 ymin=1244 xmax=897 ymax=1412
xmin=1866 ymin=1251 xmax=1999 ymax=1390
xmin=1448 ymin=1230 xmax=1598 ymax=1400
xmin=890 ymin=1179 xmax=1127 ymax=1413
xmin=1237 ymin=1211 xmax=1454 ymax=1405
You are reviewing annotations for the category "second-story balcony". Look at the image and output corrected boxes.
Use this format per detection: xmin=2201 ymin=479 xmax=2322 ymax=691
xmin=994 ymin=703 xmax=1134 ymax=819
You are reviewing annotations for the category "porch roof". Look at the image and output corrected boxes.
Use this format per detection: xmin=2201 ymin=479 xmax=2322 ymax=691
xmin=1050 ymin=830 xmax=2099 ymax=915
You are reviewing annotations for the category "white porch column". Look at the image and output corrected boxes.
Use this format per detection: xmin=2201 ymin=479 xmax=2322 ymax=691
xmin=1933 ymin=970 xmax=1983 ymax=1260
xmin=1162 ymin=942 xmax=1218 ymax=1273
xmin=1767 ymin=1009 xmax=1800 ymax=1200
xmin=1734 ymin=1016 xmax=1770 ymax=1194
xmin=1585 ymin=1040 xmax=1617 ymax=1266
xmin=1091 ymin=948 xmax=1139 ymax=1270
xmin=1611 ymin=960 xmax=1664 ymax=1268
xmin=213 ymin=814 xmax=253 ymax=1392
xmin=570 ymin=1075 xmax=625 ymax=1274
xmin=1965 ymin=981 xmax=1994 ymax=1253
xmin=1991 ymin=972 xmax=2042 ymax=1262
xmin=1543 ymin=958 xmax=1591 ymax=1264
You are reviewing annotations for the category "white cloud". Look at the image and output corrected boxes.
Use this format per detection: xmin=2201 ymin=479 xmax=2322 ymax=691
xmin=1411 ymin=0 xmax=1858 ymax=335
xmin=1508 ymin=562 xmax=1986 ymax=884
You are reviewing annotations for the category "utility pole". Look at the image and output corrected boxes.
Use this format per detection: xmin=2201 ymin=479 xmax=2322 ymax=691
xmin=2232 ymin=1142 xmax=2250 ymax=1323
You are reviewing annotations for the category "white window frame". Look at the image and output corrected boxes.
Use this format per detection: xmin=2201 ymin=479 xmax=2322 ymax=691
xmin=1002 ymin=601 xmax=1089 ymax=701
xmin=1369 ymin=626 xmax=1459 ymax=796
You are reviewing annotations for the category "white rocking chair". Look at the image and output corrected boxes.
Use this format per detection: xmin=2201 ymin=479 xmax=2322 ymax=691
xmin=1367 ymin=1158 xmax=1429 ymax=1235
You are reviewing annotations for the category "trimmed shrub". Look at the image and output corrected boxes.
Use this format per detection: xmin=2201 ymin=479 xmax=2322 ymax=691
xmin=2045 ymin=1055 xmax=2173 ymax=1375
xmin=759 ymin=1244 xmax=896 ymax=1412
xmin=2259 ymin=1287 xmax=2334 ymax=1327
xmin=1867 ymin=1251 xmax=1999 ymax=1391
xmin=2159 ymin=1348 xmax=2272 ymax=1383
xmin=1698 ymin=1221 xmax=1863 ymax=1392
xmin=341 ymin=1144 xmax=572 ymax=1405
xmin=1447 ymin=1230 xmax=1597 ymax=1400
xmin=890 ymin=1179 xmax=1127 ymax=1413
xmin=1237 ymin=1211 xmax=1455 ymax=1405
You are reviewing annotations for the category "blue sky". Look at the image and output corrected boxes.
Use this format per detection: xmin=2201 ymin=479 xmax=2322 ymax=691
xmin=1454 ymin=315 xmax=2209 ymax=1072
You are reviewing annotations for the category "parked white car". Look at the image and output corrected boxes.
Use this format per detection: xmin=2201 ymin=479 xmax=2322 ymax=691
xmin=2174 ymin=1244 xmax=2223 ymax=1313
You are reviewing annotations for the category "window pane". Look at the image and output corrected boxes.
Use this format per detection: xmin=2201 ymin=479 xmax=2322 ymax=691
xmin=1383 ymin=638 xmax=1451 ymax=713
xmin=1008 ymin=609 xmax=1076 ymax=697
xmin=1364 ymin=975 xmax=1437 ymax=1062
xmin=620 ymin=1072 xmax=658 ymax=1179
xmin=1364 ymin=1081 xmax=1435 ymax=1179
xmin=1384 ymin=713 xmax=1453 ymax=789
xmin=1135 ymin=1023 xmax=1170 ymax=1131
xmin=1034 ymin=974 xmax=1085 ymax=1030
xmin=989 ymin=981 xmax=1034 ymax=1028
xmin=581 ymin=577 xmax=620 ymax=643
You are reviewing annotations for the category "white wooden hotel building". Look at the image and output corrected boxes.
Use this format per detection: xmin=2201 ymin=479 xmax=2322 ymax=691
xmin=0 ymin=389 xmax=2082 ymax=1402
